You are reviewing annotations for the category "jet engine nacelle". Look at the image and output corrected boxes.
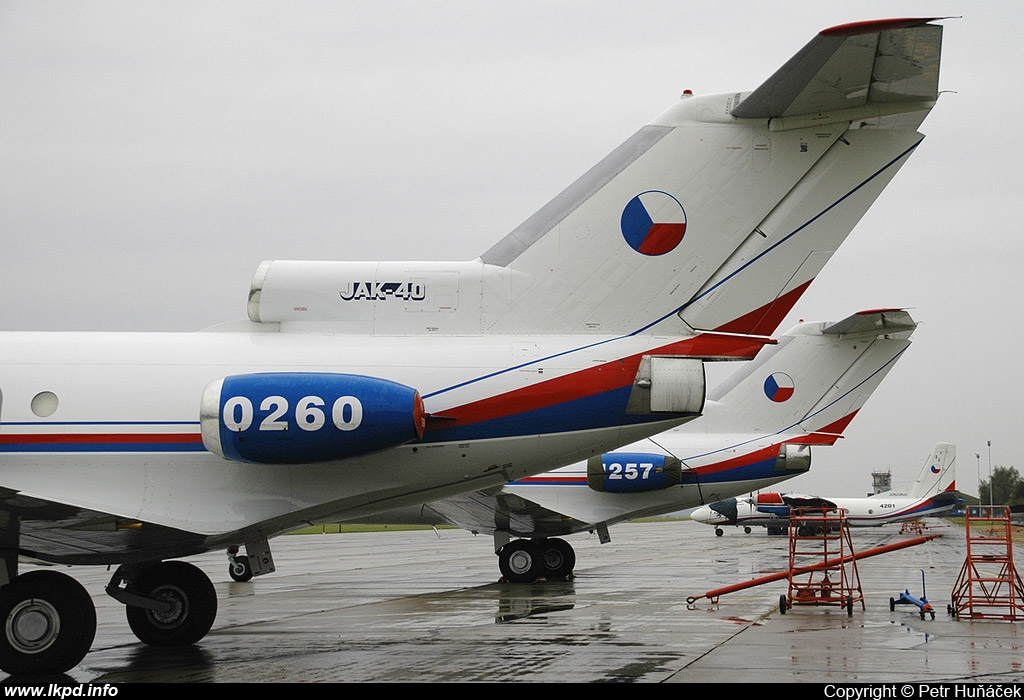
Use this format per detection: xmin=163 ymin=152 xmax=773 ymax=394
xmin=200 ymin=372 xmax=425 ymax=464
xmin=755 ymin=492 xmax=790 ymax=517
xmin=586 ymin=452 xmax=682 ymax=493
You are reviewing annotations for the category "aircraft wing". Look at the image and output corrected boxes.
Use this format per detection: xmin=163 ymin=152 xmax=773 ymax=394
xmin=418 ymin=491 xmax=579 ymax=541
xmin=1 ymin=489 xmax=210 ymax=565
xmin=731 ymin=18 xmax=943 ymax=129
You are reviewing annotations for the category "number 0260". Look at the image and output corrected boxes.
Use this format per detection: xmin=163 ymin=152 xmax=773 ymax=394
xmin=221 ymin=395 xmax=363 ymax=432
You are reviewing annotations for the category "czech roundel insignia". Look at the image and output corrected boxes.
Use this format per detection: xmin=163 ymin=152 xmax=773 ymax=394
xmin=620 ymin=190 xmax=687 ymax=255
xmin=764 ymin=373 xmax=794 ymax=403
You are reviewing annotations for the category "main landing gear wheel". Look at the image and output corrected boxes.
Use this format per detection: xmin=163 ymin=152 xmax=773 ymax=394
xmin=0 ymin=570 xmax=97 ymax=676
xmin=126 ymin=561 xmax=218 ymax=646
xmin=540 ymin=538 xmax=576 ymax=579
xmin=715 ymin=528 xmax=724 ymax=537
xmin=229 ymin=555 xmax=253 ymax=582
xmin=499 ymin=540 xmax=543 ymax=583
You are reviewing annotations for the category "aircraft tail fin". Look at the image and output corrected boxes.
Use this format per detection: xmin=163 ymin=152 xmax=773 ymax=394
xmin=484 ymin=15 xmax=942 ymax=337
xmin=904 ymin=443 xmax=957 ymax=498
xmin=674 ymin=20 xmax=944 ymax=335
xmin=246 ymin=19 xmax=945 ymax=344
xmin=700 ymin=309 xmax=916 ymax=440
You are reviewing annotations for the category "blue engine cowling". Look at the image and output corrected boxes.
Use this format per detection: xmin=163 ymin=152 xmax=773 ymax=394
xmin=200 ymin=372 xmax=425 ymax=464
xmin=586 ymin=452 xmax=682 ymax=493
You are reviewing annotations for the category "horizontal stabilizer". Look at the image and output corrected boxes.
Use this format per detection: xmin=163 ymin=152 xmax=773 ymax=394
xmin=732 ymin=18 xmax=943 ymax=127
xmin=821 ymin=308 xmax=917 ymax=338
xmin=790 ymin=430 xmax=846 ymax=446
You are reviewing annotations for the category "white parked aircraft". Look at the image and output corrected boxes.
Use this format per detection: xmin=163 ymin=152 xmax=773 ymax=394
xmin=0 ymin=17 xmax=945 ymax=675
xmin=365 ymin=308 xmax=918 ymax=581
xmin=691 ymin=442 xmax=959 ymax=535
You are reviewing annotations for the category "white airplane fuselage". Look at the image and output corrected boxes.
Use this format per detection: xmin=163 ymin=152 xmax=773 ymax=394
xmin=814 ymin=494 xmax=959 ymax=525
xmin=0 ymin=327 xmax=709 ymax=551
xmin=692 ymin=483 xmax=960 ymax=531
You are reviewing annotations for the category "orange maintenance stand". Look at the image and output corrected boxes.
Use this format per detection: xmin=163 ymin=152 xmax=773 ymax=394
xmin=949 ymin=505 xmax=1024 ymax=621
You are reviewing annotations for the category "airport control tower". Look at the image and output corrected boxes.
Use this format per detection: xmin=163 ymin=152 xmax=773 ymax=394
xmin=871 ymin=470 xmax=891 ymax=496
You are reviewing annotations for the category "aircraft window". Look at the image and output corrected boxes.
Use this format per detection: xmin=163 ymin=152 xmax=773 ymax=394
xmin=31 ymin=391 xmax=59 ymax=417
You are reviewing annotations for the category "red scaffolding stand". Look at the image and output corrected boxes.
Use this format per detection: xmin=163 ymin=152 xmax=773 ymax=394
xmin=949 ymin=505 xmax=1024 ymax=621
xmin=779 ymin=507 xmax=863 ymax=616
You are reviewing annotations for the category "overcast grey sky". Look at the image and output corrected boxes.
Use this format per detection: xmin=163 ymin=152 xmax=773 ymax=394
xmin=1 ymin=1 xmax=1020 ymax=499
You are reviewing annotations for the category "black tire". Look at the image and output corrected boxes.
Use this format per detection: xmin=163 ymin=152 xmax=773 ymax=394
xmin=779 ymin=594 xmax=788 ymax=614
xmin=539 ymin=538 xmax=576 ymax=579
xmin=715 ymin=528 xmax=724 ymax=537
xmin=126 ymin=561 xmax=217 ymax=646
xmin=890 ymin=597 xmax=896 ymax=611
xmin=0 ymin=570 xmax=96 ymax=676
xmin=847 ymin=597 xmax=854 ymax=617
xmin=499 ymin=540 xmax=543 ymax=583
xmin=744 ymin=527 xmax=752 ymax=534
xmin=229 ymin=556 xmax=253 ymax=582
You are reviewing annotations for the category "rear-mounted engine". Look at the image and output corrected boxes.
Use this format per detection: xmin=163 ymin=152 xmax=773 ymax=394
xmin=200 ymin=372 xmax=425 ymax=464
xmin=586 ymin=452 xmax=682 ymax=493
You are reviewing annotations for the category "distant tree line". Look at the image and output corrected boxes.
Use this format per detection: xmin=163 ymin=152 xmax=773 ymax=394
xmin=978 ymin=465 xmax=1024 ymax=506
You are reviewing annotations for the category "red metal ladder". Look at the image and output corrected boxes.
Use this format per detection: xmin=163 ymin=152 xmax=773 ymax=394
xmin=780 ymin=507 xmax=863 ymax=616
xmin=949 ymin=505 xmax=1024 ymax=620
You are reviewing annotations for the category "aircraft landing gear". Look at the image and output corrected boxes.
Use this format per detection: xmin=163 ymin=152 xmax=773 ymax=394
xmin=766 ymin=524 xmax=787 ymax=536
xmin=108 ymin=560 xmax=218 ymax=647
xmin=498 ymin=538 xmax=577 ymax=582
xmin=715 ymin=528 xmax=724 ymax=537
xmin=539 ymin=538 xmax=576 ymax=580
xmin=226 ymin=538 xmax=274 ymax=583
xmin=0 ymin=570 xmax=97 ymax=676
xmin=227 ymin=546 xmax=253 ymax=582
xmin=229 ymin=556 xmax=253 ymax=582
xmin=499 ymin=540 xmax=543 ymax=583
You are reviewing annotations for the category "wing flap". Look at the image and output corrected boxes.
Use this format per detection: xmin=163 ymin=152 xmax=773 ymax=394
xmin=732 ymin=18 xmax=943 ymax=124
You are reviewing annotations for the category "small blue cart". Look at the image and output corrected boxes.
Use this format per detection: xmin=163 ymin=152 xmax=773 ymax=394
xmin=890 ymin=569 xmax=935 ymax=619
